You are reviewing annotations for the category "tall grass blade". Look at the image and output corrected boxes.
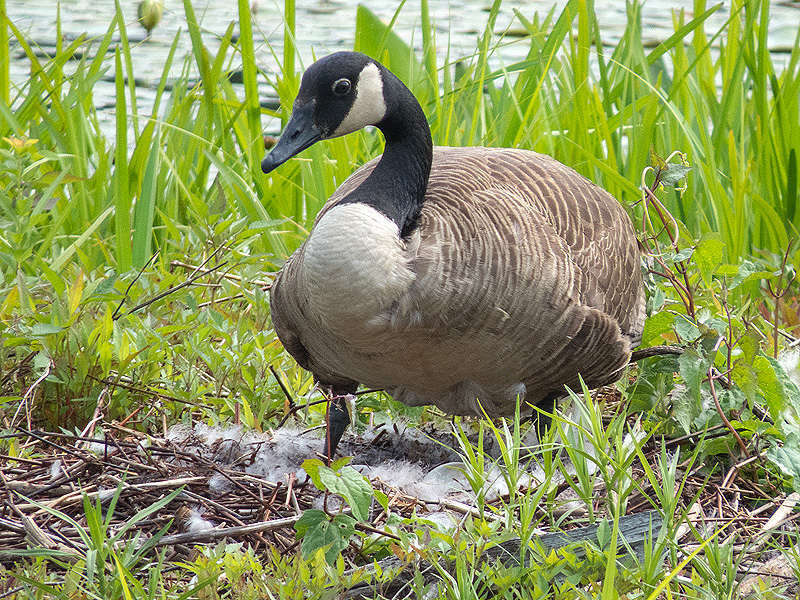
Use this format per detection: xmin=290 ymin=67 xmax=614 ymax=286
xmin=114 ymin=46 xmax=132 ymax=271
xmin=128 ymin=31 xmax=179 ymax=201
xmin=237 ymin=0 xmax=265 ymax=198
xmin=113 ymin=0 xmax=138 ymax=129
xmin=420 ymin=0 xmax=437 ymax=95
xmin=0 ymin=0 xmax=8 ymax=105
xmin=182 ymin=0 xmax=213 ymax=192
xmin=284 ymin=0 xmax=296 ymax=91
xmin=788 ymin=149 xmax=797 ymax=228
xmin=354 ymin=2 xmax=427 ymax=95
xmin=132 ymin=131 xmax=160 ymax=269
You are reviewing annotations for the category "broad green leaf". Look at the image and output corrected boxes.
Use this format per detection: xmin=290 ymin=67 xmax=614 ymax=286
xmin=671 ymin=386 xmax=698 ymax=436
xmin=766 ymin=437 xmax=800 ymax=494
xmin=703 ymin=437 xmax=735 ymax=457
xmin=647 ymin=356 xmax=681 ymax=374
xmin=678 ymin=347 xmax=709 ymax=402
xmin=754 ymin=355 xmax=783 ymax=421
xmin=693 ymin=233 xmax=724 ymax=285
xmin=730 ymin=260 xmax=774 ymax=289
xmin=30 ymin=324 xmax=64 ymax=336
xmin=318 ymin=466 xmax=373 ymax=522
xmin=373 ymin=489 xmax=389 ymax=512
xmin=86 ymin=274 xmax=119 ymax=300
xmin=659 ymin=163 xmax=692 ymax=188
xmin=33 ymin=351 xmax=52 ymax=371
xmin=302 ymin=460 xmax=373 ymax=522
xmin=672 ymin=247 xmax=695 ymax=263
xmin=302 ymin=458 xmax=324 ymax=490
xmin=674 ymin=314 xmax=701 ymax=343
xmin=299 ymin=513 xmax=356 ymax=563
xmin=295 ymin=508 xmax=327 ymax=537
xmin=331 ymin=456 xmax=352 ymax=471
xmin=731 ymin=362 xmax=757 ymax=401
xmin=764 ymin=355 xmax=800 ymax=420
xmin=641 ymin=311 xmax=674 ymax=347
xmin=737 ymin=329 xmax=761 ymax=366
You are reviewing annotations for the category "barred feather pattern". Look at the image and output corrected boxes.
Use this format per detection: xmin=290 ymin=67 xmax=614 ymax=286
xmin=270 ymin=146 xmax=645 ymax=417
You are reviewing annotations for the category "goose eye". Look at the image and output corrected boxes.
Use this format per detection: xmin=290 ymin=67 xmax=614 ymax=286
xmin=332 ymin=78 xmax=351 ymax=96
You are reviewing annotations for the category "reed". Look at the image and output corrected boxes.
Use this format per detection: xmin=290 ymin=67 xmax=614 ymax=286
xmin=342 ymin=0 xmax=800 ymax=262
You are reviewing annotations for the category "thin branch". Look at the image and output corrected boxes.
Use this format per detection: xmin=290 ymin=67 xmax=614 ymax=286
xmin=121 ymin=260 xmax=229 ymax=318
xmin=155 ymin=514 xmax=303 ymax=546
xmin=115 ymin=245 xmax=231 ymax=320
xmin=111 ymin=251 xmax=160 ymax=320
xmin=270 ymin=364 xmax=297 ymax=415
xmin=707 ymin=366 xmax=750 ymax=459
xmin=171 ymin=260 xmax=273 ymax=290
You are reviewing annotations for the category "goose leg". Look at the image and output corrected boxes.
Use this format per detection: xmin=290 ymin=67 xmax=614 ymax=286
xmin=324 ymin=394 xmax=350 ymax=461
xmin=533 ymin=391 xmax=559 ymax=442
xmin=322 ymin=381 xmax=358 ymax=460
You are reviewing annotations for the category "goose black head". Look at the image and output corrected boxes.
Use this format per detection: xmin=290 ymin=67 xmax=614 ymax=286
xmin=262 ymin=52 xmax=388 ymax=173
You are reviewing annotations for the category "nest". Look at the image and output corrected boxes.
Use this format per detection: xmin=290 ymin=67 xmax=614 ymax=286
xmin=1 ymin=416 xmax=798 ymax=598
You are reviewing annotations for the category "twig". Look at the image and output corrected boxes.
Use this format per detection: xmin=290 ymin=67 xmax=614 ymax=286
xmin=198 ymin=292 xmax=245 ymax=309
xmin=639 ymin=158 xmax=696 ymax=319
xmin=658 ymin=424 xmax=727 ymax=449
xmin=762 ymin=492 xmax=800 ymax=531
xmin=629 ymin=345 xmax=683 ymax=362
xmin=170 ymin=260 xmax=273 ymax=290
xmin=766 ymin=240 xmax=796 ymax=358
xmin=270 ymin=364 xmax=297 ymax=415
xmin=13 ymin=428 xmax=85 ymax=460
xmin=155 ymin=514 xmax=303 ymax=546
xmin=12 ymin=357 xmax=52 ymax=430
xmin=85 ymin=373 xmax=219 ymax=407
xmin=707 ymin=363 xmax=750 ymax=459
xmin=178 ymin=489 xmax=252 ymax=526
xmin=113 ymin=245 xmax=230 ymax=320
xmin=746 ymin=493 xmax=800 ymax=555
xmin=438 ymin=498 xmax=505 ymax=523
xmin=111 ymin=251 xmax=160 ymax=320
xmin=122 ymin=260 xmax=229 ymax=317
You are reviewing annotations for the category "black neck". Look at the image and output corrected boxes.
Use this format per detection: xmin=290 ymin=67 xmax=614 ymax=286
xmin=341 ymin=70 xmax=433 ymax=238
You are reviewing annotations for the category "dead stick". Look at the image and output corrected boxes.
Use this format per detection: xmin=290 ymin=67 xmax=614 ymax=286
xmin=155 ymin=514 xmax=303 ymax=545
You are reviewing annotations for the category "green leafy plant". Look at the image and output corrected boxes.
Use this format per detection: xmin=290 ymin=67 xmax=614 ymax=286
xmin=6 ymin=484 xmax=187 ymax=599
xmin=297 ymin=457 xmax=389 ymax=564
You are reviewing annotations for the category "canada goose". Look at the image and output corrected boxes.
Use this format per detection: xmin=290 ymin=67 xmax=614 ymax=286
xmin=262 ymin=51 xmax=646 ymax=458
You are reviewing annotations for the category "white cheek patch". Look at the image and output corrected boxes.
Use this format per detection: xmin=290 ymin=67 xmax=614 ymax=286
xmin=332 ymin=62 xmax=387 ymax=137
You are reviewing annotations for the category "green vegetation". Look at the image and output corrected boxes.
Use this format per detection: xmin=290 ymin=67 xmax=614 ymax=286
xmin=0 ymin=0 xmax=799 ymax=597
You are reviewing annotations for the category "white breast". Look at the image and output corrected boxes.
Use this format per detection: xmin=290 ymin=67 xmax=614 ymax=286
xmin=299 ymin=203 xmax=415 ymax=336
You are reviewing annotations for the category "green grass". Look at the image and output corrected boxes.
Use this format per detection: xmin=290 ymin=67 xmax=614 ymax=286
xmin=0 ymin=0 xmax=799 ymax=597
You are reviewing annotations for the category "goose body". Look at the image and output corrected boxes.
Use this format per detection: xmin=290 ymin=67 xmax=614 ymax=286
xmin=263 ymin=52 xmax=645 ymax=456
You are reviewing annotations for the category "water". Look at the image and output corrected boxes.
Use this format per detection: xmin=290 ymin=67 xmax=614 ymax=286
xmin=5 ymin=0 xmax=800 ymax=136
